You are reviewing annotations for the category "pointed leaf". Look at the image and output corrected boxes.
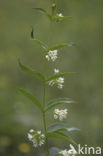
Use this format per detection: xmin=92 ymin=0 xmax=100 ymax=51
xmin=47 ymin=132 xmax=68 ymax=141
xmin=46 ymin=42 xmax=76 ymax=53
xmin=32 ymin=8 xmax=52 ymax=21
xmin=18 ymin=59 xmax=45 ymax=81
xmin=46 ymin=43 xmax=68 ymax=52
xmin=33 ymin=39 xmax=48 ymax=51
xmin=33 ymin=8 xmax=46 ymax=13
xmin=49 ymin=147 xmax=61 ymax=156
xmin=45 ymin=98 xmax=74 ymax=112
xmin=46 ymin=72 xmax=76 ymax=82
xmin=47 ymin=123 xmax=80 ymax=133
xmin=56 ymin=132 xmax=77 ymax=145
xmin=18 ymin=88 xmax=43 ymax=111
xmin=47 ymin=132 xmax=76 ymax=145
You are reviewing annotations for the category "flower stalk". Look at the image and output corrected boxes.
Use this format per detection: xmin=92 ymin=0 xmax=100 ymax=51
xmin=18 ymin=1 xmax=79 ymax=156
xmin=43 ymin=82 xmax=49 ymax=156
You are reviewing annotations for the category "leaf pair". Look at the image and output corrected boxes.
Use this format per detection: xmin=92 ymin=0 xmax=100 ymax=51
xmin=47 ymin=131 xmax=76 ymax=145
xmin=45 ymin=43 xmax=76 ymax=53
xmin=45 ymin=98 xmax=74 ymax=112
xmin=47 ymin=123 xmax=80 ymax=133
xmin=47 ymin=123 xmax=79 ymax=145
xmin=30 ymin=28 xmax=76 ymax=53
xmin=32 ymin=8 xmax=72 ymax=22
xmin=18 ymin=60 xmax=75 ymax=83
xmin=18 ymin=88 xmax=74 ymax=113
xmin=32 ymin=38 xmax=76 ymax=53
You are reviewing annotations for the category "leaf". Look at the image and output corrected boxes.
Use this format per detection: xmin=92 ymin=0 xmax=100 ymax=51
xmin=47 ymin=123 xmax=80 ymax=133
xmin=49 ymin=147 xmax=61 ymax=156
xmin=45 ymin=42 xmax=76 ymax=53
xmin=47 ymin=132 xmax=76 ymax=145
xmin=33 ymin=8 xmax=46 ymax=13
xmin=46 ymin=72 xmax=76 ymax=82
xmin=18 ymin=59 xmax=45 ymax=82
xmin=45 ymin=98 xmax=74 ymax=112
xmin=33 ymin=39 xmax=48 ymax=51
xmin=32 ymin=8 xmax=52 ymax=21
xmin=53 ymin=16 xmax=72 ymax=21
xmin=47 ymin=132 xmax=68 ymax=141
xmin=18 ymin=88 xmax=43 ymax=111
xmin=46 ymin=43 xmax=68 ymax=52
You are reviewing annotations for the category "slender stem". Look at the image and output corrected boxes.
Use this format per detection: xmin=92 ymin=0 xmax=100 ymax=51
xmin=43 ymin=82 xmax=49 ymax=156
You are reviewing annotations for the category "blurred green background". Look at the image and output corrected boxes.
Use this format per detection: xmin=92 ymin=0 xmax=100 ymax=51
xmin=0 ymin=0 xmax=103 ymax=155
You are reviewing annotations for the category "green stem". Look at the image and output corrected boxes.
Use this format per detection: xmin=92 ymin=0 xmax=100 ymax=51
xmin=43 ymin=82 xmax=49 ymax=156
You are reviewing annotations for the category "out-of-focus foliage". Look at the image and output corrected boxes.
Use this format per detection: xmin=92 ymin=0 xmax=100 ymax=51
xmin=0 ymin=0 xmax=103 ymax=155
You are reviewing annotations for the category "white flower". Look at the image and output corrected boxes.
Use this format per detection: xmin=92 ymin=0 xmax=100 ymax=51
xmin=45 ymin=50 xmax=58 ymax=61
xmin=54 ymin=114 xmax=58 ymax=119
xmin=37 ymin=131 xmax=41 ymax=134
xmin=48 ymin=80 xmax=55 ymax=86
xmin=45 ymin=55 xmax=50 ymax=61
xmin=29 ymin=129 xmax=34 ymax=133
xmin=54 ymin=68 xmax=59 ymax=74
xmin=56 ymin=77 xmax=64 ymax=88
xmin=28 ymin=133 xmax=32 ymax=141
xmin=41 ymin=134 xmax=45 ymax=138
xmin=27 ymin=129 xmax=45 ymax=148
xmin=54 ymin=108 xmax=68 ymax=121
xmin=57 ymin=13 xmax=64 ymax=17
xmin=48 ymin=69 xmax=64 ymax=89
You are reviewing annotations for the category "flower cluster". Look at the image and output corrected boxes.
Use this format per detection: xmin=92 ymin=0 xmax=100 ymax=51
xmin=58 ymin=145 xmax=77 ymax=156
xmin=27 ymin=129 xmax=45 ymax=148
xmin=45 ymin=50 xmax=58 ymax=61
xmin=48 ymin=69 xmax=64 ymax=89
xmin=54 ymin=108 xmax=68 ymax=121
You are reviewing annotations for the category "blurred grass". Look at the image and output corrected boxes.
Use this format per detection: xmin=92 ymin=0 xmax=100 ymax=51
xmin=0 ymin=0 xmax=103 ymax=155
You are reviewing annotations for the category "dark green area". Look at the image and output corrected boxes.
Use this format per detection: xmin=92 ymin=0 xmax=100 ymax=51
xmin=0 ymin=0 xmax=103 ymax=155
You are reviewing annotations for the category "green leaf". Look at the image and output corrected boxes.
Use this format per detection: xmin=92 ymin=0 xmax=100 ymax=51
xmin=46 ymin=43 xmax=68 ymax=52
xmin=18 ymin=88 xmax=43 ymax=111
xmin=47 ymin=132 xmax=67 ymax=141
xmin=49 ymin=147 xmax=61 ymax=156
xmin=33 ymin=39 xmax=48 ymax=51
xmin=45 ymin=42 xmax=76 ymax=53
xmin=45 ymin=98 xmax=74 ymax=112
xmin=33 ymin=8 xmax=46 ymax=13
xmin=18 ymin=59 xmax=45 ymax=81
xmin=32 ymin=8 xmax=52 ymax=21
xmin=46 ymin=72 xmax=76 ymax=82
xmin=47 ymin=123 xmax=80 ymax=133
xmin=47 ymin=132 xmax=76 ymax=145
xmin=53 ymin=16 xmax=72 ymax=21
